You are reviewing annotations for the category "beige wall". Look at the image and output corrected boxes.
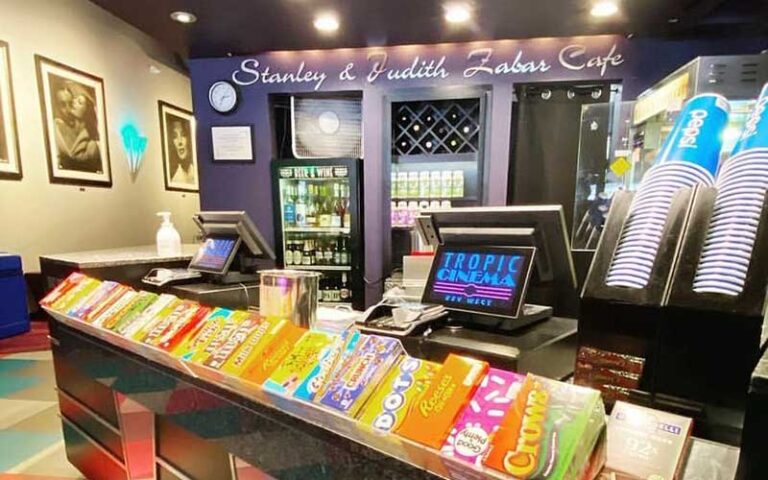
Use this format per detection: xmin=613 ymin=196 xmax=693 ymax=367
xmin=0 ymin=0 xmax=199 ymax=271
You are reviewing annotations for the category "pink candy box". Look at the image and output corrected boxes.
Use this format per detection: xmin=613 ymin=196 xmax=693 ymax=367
xmin=440 ymin=368 xmax=524 ymax=467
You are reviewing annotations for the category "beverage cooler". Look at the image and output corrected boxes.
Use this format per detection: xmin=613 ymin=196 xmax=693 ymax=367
xmin=272 ymin=158 xmax=364 ymax=310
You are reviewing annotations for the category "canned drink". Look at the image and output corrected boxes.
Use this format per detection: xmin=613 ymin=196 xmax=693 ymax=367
xmin=419 ymin=171 xmax=431 ymax=198
xmin=440 ymin=200 xmax=452 ymax=209
xmin=452 ymin=170 xmax=464 ymax=198
xmin=390 ymin=172 xmax=397 ymax=199
xmin=408 ymin=172 xmax=420 ymax=198
xmin=656 ymin=93 xmax=731 ymax=176
xmin=430 ymin=171 xmax=442 ymax=198
xmin=396 ymin=172 xmax=408 ymax=199
xmin=732 ymin=82 xmax=768 ymax=155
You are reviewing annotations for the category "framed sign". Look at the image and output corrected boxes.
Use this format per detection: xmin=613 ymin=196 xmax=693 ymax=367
xmin=0 ymin=40 xmax=21 ymax=180
xmin=36 ymin=55 xmax=111 ymax=187
xmin=211 ymin=125 xmax=254 ymax=162
xmin=159 ymin=100 xmax=198 ymax=192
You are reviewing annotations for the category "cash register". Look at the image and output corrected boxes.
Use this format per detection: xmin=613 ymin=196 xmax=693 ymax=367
xmin=390 ymin=205 xmax=580 ymax=378
xmin=143 ymin=211 xmax=275 ymax=287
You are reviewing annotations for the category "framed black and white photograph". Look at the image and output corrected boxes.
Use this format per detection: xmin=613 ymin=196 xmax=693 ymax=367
xmin=159 ymin=101 xmax=198 ymax=192
xmin=211 ymin=125 xmax=254 ymax=162
xmin=0 ymin=40 xmax=21 ymax=180
xmin=35 ymin=55 xmax=111 ymax=187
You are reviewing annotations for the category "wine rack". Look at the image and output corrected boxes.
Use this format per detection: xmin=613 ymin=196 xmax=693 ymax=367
xmin=392 ymin=99 xmax=481 ymax=156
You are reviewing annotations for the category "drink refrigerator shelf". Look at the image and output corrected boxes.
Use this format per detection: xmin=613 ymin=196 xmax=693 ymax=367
xmin=272 ymin=159 xmax=365 ymax=309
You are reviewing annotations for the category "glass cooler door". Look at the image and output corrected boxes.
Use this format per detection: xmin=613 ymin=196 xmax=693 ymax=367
xmin=272 ymin=159 xmax=364 ymax=310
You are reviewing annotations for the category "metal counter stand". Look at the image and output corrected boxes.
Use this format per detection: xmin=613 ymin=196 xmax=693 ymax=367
xmin=44 ymin=304 xmax=741 ymax=480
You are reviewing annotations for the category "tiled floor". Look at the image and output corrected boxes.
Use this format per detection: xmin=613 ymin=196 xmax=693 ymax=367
xmin=0 ymin=350 xmax=84 ymax=479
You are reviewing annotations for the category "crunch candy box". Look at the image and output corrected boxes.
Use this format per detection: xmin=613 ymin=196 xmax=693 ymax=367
xmin=484 ymin=375 xmax=604 ymax=480
xmin=396 ymin=354 xmax=488 ymax=449
xmin=357 ymin=356 xmax=440 ymax=433
xmin=441 ymin=369 xmax=525 ymax=467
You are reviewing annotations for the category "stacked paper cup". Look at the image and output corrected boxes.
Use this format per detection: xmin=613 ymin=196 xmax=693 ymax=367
xmin=693 ymin=83 xmax=768 ymax=296
xmin=606 ymin=94 xmax=731 ymax=289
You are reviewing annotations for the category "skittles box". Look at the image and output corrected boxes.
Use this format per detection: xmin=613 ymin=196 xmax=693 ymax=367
xmin=264 ymin=330 xmax=337 ymax=395
xmin=441 ymin=368 xmax=525 ymax=468
xmin=318 ymin=335 xmax=403 ymax=416
xmin=484 ymin=375 xmax=604 ymax=480
xmin=294 ymin=329 xmax=363 ymax=402
xmin=357 ymin=356 xmax=440 ymax=433
xmin=396 ymin=354 xmax=488 ymax=449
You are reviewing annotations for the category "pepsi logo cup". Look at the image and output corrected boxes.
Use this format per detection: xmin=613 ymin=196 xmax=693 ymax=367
xmin=732 ymin=82 xmax=768 ymax=155
xmin=656 ymin=93 xmax=731 ymax=176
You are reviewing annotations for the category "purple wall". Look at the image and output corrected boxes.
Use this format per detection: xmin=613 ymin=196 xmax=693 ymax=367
xmin=189 ymin=34 xmax=767 ymax=304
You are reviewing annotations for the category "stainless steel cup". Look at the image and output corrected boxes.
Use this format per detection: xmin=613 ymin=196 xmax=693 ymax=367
xmin=259 ymin=269 xmax=321 ymax=328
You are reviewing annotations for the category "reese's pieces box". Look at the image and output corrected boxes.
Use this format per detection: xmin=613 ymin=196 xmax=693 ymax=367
xmin=396 ymin=353 xmax=488 ymax=449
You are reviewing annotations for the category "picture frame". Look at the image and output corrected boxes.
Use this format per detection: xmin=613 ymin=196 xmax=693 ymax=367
xmin=211 ymin=125 xmax=254 ymax=162
xmin=35 ymin=55 xmax=112 ymax=187
xmin=0 ymin=40 xmax=22 ymax=180
xmin=159 ymin=100 xmax=198 ymax=192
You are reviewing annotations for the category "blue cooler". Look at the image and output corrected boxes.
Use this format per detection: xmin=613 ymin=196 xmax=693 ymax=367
xmin=0 ymin=253 xmax=30 ymax=339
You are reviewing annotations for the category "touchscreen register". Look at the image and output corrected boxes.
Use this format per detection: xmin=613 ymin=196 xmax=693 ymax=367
xmin=188 ymin=236 xmax=240 ymax=274
xmin=422 ymin=245 xmax=535 ymax=318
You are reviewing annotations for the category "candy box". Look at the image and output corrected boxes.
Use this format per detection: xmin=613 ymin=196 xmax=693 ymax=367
xmin=264 ymin=330 xmax=338 ymax=395
xmin=239 ymin=321 xmax=305 ymax=385
xmin=171 ymin=308 xmax=233 ymax=360
xmin=484 ymin=374 xmax=605 ymax=480
xmin=357 ymin=356 xmax=441 ymax=433
xmin=396 ymin=354 xmax=488 ymax=449
xmin=83 ymin=285 xmax=133 ymax=324
xmin=140 ymin=300 xmax=200 ymax=345
xmin=131 ymin=298 xmax=182 ymax=342
xmin=441 ymin=368 xmax=525 ymax=467
xmin=120 ymin=294 xmax=178 ymax=339
xmin=68 ymin=281 xmax=119 ymax=318
xmin=92 ymin=290 xmax=138 ymax=328
xmin=189 ymin=310 xmax=250 ymax=364
xmin=220 ymin=318 xmax=281 ymax=377
xmin=294 ymin=329 xmax=362 ymax=402
xmin=203 ymin=314 xmax=263 ymax=369
xmin=319 ymin=335 xmax=404 ymax=416
xmin=41 ymin=272 xmax=86 ymax=307
xmin=51 ymin=277 xmax=100 ymax=313
xmin=109 ymin=292 xmax=158 ymax=333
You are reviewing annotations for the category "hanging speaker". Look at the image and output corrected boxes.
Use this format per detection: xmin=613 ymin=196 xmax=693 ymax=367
xmin=291 ymin=96 xmax=363 ymax=158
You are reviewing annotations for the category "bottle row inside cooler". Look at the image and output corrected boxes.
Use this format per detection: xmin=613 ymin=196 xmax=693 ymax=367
xmin=282 ymin=180 xmax=351 ymax=229
xmin=319 ymin=272 xmax=353 ymax=304
xmin=283 ymin=235 xmax=351 ymax=268
xmin=391 ymin=200 xmax=453 ymax=228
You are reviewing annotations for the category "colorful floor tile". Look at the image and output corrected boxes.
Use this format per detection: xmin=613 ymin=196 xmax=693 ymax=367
xmin=0 ymin=349 xmax=83 ymax=478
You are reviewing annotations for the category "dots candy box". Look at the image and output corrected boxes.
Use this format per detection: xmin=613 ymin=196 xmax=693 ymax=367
xmin=357 ymin=356 xmax=441 ymax=433
xmin=263 ymin=330 xmax=337 ymax=395
xmin=318 ymin=335 xmax=404 ymax=416
xmin=484 ymin=374 xmax=605 ymax=480
xmin=441 ymin=368 xmax=525 ymax=467
xmin=396 ymin=354 xmax=489 ymax=449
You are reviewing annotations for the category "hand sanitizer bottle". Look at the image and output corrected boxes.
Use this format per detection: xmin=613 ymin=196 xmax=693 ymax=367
xmin=156 ymin=211 xmax=182 ymax=256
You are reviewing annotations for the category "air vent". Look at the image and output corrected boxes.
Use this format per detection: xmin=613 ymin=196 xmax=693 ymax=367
xmin=291 ymin=96 xmax=362 ymax=159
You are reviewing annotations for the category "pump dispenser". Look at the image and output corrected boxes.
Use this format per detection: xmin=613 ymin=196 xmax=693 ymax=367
xmin=156 ymin=211 xmax=182 ymax=256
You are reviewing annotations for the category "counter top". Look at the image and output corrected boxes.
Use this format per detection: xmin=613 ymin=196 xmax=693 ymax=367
xmin=40 ymin=244 xmax=198 ymax=268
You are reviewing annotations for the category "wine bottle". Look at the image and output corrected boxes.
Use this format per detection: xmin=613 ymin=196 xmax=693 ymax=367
xmin=340 ymin=273 xmax=350 ymax=302
xmin=295 ymin=182 xmax=307 ymax=227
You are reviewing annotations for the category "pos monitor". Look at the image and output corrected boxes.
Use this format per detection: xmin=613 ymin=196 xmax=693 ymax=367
xmin=415 ymin=205 xmax=578 ymax=321
xmin=189 ymin=211 xmax=275 ymax=283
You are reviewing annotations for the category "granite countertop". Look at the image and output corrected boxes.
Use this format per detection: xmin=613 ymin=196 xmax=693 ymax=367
xmin=40 ymin=244 xmax=199 ymax=268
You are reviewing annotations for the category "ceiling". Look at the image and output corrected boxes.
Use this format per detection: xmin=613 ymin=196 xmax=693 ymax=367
xmin=90 ymin=0 xmax=768 ymax=59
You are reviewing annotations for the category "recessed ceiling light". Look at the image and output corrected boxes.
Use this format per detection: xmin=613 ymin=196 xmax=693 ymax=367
xmin=170 ymin=11 xmax=197 ymax=24
xmin=590 ymin=1 xmax=619 ymax=18
xmin=668 ymin=17 xmax=680 ymax=23
xmin=314 ymin=13 xmax=340 ymax=33
xmin=444 ymin=3 xmax=472 ymax=24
